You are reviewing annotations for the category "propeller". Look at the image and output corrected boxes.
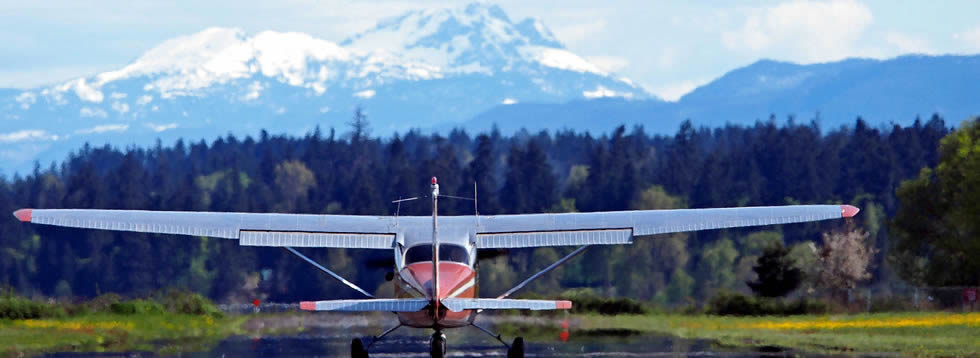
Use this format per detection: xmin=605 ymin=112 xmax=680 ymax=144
xmin=477 ymin=248 xmax=509 ymax=261
xmin=364 ymin=248 xmax=510 ymax=269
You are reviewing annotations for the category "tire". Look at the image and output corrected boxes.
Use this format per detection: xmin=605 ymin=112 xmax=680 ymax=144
xmin=351 ymin=338 xmax=369 ymax=358
xmin=430 ymin=332 xmax=447 ymax=358
xmin=508 ymin=337 xmax=525 ymax=358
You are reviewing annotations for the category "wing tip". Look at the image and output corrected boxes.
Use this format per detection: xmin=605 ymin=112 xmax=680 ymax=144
xmin=556 ymin=300 xmax=572 ymax=310
xmin=13 ymin=209 xmax=32 ymax=222
xmin=300 ymin=301 xmax=316 ymax=311
xmin=841 ymin=205 xmax=860 ymax=218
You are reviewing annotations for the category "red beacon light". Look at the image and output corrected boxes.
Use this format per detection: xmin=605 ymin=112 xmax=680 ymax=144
xmin=431 ymin=177 xmax=438 ymax=185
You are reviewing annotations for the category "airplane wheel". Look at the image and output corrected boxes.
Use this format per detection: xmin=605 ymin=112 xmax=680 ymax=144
xmin=507 ymin=337 xmax=525 ymax=358
xmin=351 ymin=338 xmax=369 ymax=358
xmin=430 ymin=331 xmax=447 ymax=358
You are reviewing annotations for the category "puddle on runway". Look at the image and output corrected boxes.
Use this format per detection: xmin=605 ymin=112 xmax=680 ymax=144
xmin=184 ymin=327 xmax=773 ymax=357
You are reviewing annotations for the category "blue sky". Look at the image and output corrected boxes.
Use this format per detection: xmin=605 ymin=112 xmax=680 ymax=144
xmin=2 ymin=0 xmax=979 ymax=100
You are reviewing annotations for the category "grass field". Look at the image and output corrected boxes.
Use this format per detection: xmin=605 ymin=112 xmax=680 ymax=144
xmin=577 ymin=312 xmax=980 ymax=355
xmin=0 ymin=313 xmax=247 ymax=354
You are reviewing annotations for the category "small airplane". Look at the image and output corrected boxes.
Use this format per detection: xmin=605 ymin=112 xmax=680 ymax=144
xmin=13 ymin=177 xmax=859 ymax=358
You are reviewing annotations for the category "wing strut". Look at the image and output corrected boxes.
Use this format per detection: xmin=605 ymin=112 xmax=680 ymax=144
xmin=284 ymin=247 xmax=376 ymax=299
xmin=497 ymin=245 xmax=591 ymax=300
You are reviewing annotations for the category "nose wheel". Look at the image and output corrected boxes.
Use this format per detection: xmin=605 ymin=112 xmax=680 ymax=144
xmin=351 ymin=338 xmax=369 ymax=358
xmin=430 ymin=331 xmax=447 ymax=358
xmin=507 ymin=337 xmax=525 ymax=358
xmin=430 ymin=330 xmax=447 ymax=358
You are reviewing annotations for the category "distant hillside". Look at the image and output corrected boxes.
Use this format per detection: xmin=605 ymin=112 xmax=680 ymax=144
xmin=467 ymin=55 xmax=980 ymax=134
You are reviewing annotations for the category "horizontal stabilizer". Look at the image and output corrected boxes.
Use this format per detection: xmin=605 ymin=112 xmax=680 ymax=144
xmin=300 ymin=298 xmax=429 ymax=312
xmin=441 ymin=298 xmax=572 ymax=312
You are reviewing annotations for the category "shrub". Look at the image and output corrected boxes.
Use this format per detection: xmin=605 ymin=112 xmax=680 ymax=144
xmin=85 ymin=293 xmax=123 ymax=313
xmin=156 ymin=289 xmax=223 ymax=318
xmin=0 ymin=296 xmax=67 ymax=319
xmin=561 ymin=290 xmax=649 ymax=315
xmin=707 ymin=291 xmax=827 ymax=316
xmin=747 ymin=244 xmax=802 ymax=298
xmin=109 ymin=299 xmax=165 ymax=315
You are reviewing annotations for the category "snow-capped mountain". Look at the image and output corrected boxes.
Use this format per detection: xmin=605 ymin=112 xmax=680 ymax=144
xmin=0 ymin=3 xmax=646 ymax=174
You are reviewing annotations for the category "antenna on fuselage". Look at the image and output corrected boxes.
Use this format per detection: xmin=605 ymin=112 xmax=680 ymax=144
xmin=474 ymin=181 xmax=479 ymax=227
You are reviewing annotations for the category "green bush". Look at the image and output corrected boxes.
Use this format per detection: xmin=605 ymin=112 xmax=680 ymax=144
xmin=561 ymin=290 xmax=649 ymax=315
xmin=514 ymin=289 xmax=650 ymax=316
xmin=707 ymin=291 xmax=827 ymax=316
xmin=155 ymin=289 xmax=223 ymax=318
xmin=84 ymin=293 xmax=123 ymax=313
xmin=0 ymin=296 xmax=67 ymax=319
xmin=109 ymin=299 xmax=166 ymax=315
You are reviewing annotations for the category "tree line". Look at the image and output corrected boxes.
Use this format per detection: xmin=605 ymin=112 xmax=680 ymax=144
xmin=0 ymin=112 xmax=954 ymax=304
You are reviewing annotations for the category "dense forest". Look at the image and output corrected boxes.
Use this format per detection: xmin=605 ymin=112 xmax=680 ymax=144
xmin=0 ymin=112 xmax=952 ymax=305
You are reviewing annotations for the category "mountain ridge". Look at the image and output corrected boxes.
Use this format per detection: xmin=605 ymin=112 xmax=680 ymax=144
xmin=464 ymin=54 xmax=980 ymax=134
xmin=0 ymin=3 xmax=645 ymax=174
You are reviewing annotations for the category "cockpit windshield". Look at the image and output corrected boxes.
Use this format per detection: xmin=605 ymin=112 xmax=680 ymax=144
xmin=404 ymin=244 xmax=470 ymax=264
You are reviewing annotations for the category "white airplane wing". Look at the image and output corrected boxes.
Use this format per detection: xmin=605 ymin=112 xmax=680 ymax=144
xmin=13 ymin=209 xmax=397 ymax=249
xmin=472 ymin=205 xmax=859 ymax=249
xmin=13 ymin=204 xmax=857 ymax=250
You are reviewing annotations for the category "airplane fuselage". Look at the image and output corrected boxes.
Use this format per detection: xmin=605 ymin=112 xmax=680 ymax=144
xmin=395 ymin=261 xmax=477 ymax=328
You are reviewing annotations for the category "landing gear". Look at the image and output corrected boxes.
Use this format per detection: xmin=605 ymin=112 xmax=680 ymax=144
xmin=430 ymin=330 xmax=447 ymax=358
xmin=507 ymin=337 xmax=525 ymax=358
xmin=469 ymin=320 xmax=524 ymax=357
xmin=351 ymin=338 xmax=369 ymax=358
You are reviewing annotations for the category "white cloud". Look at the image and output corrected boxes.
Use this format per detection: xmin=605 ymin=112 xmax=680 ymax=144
xmin=648 ymin=78 xmax=710 ymax=102
xmin=80 ymin=107 xmax=108 ymax=118
xmin=319 ymin=106 xmax=330 ymax=113
xmin=953 ymin=25 xmax=980 ymax=52
xmin=76 ymin=124 xmax=129 ymax=134
xmin=110 ymin=92 xmax=127 ymax=99
xmin=885 ymin=32 xmax=934 ymax=54
xmin=0 ymin=65 xmax=119 ymax=89
xmin=354 ymin=89 xmax=376 ymax=99
xmin=0 ymin=130 xmax=58 ymax=143
xmin=242 ymin=81 xmax=264 ymax=101
xmin=551 ymin=18 xmax=606 ymax=47
xmin=146 ymin=122 xmax=178 ymax=132
xmin=111 ymin=101 xmax=130 ymax=114
xmin=58 ymin=78 xmax=104 ymax=102
xmin=137 ymin=95 xmax=153 ymax=105
xmin=502 ymin=97 xmax=517 ymax=105
xmin=15 ymin=92 xmax=36 ymax=109
xmin=721 ymin=0 xmax=873 ymax=63
xmin=656 ymin=48 xmax=677 ymax=70
xmin=585 ymin=55 xmax=629 ymax=73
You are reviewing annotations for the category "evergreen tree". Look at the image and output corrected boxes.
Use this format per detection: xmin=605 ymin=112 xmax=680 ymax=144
xmin=746 ymin=244 xmax=802 ymax=298
xmin=465 ymin=134 xmax=501 ymax=215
